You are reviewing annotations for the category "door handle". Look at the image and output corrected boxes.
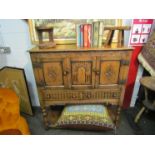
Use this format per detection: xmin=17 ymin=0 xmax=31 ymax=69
xmin=63 ymin=70 xmax=69 ymax=76
xmin=96 ymin=71 xmax=100 ymax=75
xmin=93 ymin=69 xmax=100 ymax=75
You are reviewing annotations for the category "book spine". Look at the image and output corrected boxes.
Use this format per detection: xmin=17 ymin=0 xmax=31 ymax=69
xmin=98 ymin=22 xmax=103 ymax=47
xmin=91 ymin=23 xmax=94 ymax=47
xmin=84 ymin=24 xmax=88 ymax=47
xmin=87 ymin=24 xmax=92 ymax=48
xmin=80 ymin=24 xmax=84 ymax=47
xmin=76 ymin=24 xmax=81 ymax=47
xmin=93 ymin=22 xmax=99 ymax=47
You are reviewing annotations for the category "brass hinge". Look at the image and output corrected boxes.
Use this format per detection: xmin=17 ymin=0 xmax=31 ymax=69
xmin=119 ymin=79 xmax=126 ymax=85
xmin=37 ymin=80 xmax=44 ymax=87
xmin=121 ymin=60 xmax=130 ymax=65
xmin=33 ymin=62 xmax=42 ymax=68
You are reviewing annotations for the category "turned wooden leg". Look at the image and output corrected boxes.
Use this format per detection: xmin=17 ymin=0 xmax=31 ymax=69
xmin=134 ymin=106 xmax=146 ymax=123
xmin=115 ymin=106 xmax=121 ymax=128
xmin=42 ymin=107 xmax=49 ymax=130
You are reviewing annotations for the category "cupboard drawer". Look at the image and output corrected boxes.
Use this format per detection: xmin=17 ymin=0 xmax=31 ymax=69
xmin=40 ymin=88 xmax=121 ymax=106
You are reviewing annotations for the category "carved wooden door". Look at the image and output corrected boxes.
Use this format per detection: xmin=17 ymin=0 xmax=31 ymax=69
xmin=95 ymin=54 xmax=129 ymax=88
xmin=69 ymin=55 xmax=96 ymax=88
xmin=33 ymin=56 xmax=69 ymax=89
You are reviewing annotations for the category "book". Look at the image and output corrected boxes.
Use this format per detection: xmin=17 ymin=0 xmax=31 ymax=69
xmin=98 ymin=22 xmax=104 ymax=47
xmin=87 ymin=24 xmax=92 ymax=48
xmin=92 ymin=21 xmax=100 ymax=47
xmin=84 ymin=24 xmax=88 ymax=47
xmin=76 ymin=24 xmax=81 ymax=47
xmin=80 ymin=24 xmax=84 ymax=47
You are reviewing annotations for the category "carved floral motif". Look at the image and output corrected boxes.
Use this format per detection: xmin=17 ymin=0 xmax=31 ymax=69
xmin=105 ymin=65 xmax=115 ymax=80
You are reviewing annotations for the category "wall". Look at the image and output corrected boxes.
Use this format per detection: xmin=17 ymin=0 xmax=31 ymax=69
xmin=123 ymin=19 xmax=132 ymax=46
xmin=0 ymin=19 xmax=40 ymax=106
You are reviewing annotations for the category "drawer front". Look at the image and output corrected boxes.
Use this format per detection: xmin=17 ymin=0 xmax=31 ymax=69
xmin=40 ymin=88 xmax=121 ymax=106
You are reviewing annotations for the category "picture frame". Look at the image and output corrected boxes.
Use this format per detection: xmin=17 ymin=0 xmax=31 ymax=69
xmin=0 ymin=67 xmax=33 ymax=115
xmin=28 ymin=19 xmax=122 ymax=45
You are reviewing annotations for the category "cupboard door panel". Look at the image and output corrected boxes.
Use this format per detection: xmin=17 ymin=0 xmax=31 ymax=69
xmin=69 ymin=56 xmax=96 ymax=88
xmin=32 ymin=63 xmax=45 ymax=87
xmin=72 ymin=61 xmax=92 ymax=85
xmin=100 ymin=61 xmax=120 ymax=85
xmin=43 ymin=62 xmax=63 ymax=86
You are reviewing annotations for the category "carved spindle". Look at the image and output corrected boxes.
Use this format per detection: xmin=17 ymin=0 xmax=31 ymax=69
xmin=115 ymin=106 xmax=121 ymax=127
xmin=42 ymin=107 xmax=49 ymax=129
xmin=87 ymin=93 xmax=91 ymax=99
xmin=46 ymin=94 xmax=51 ymax=99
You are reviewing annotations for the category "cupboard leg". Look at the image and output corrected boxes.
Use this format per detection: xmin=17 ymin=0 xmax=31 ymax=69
xmin=115 ymin=106 xmax=121 ymax=128
xmin=42 ymin=107 xmax=49 ymax=130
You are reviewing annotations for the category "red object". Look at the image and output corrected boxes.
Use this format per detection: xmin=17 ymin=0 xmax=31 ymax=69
xmin=87 ymin=24 xmax=92 ymax=48
xmin=129 ymin=19 xmax=153 ymax=46
xmin=84 ymin=24 xmax=88 ymax=47
xmin=123 ymin=19 xmax=153 ymax=109
xmin=123 ymin=46 xmax=143 ymax=109
xmin=133 ymin=19 xmax=153 ymax=24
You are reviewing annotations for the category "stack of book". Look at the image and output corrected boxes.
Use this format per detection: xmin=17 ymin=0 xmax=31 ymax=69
xmin=76 ymin=21 xmax=104 ymax=48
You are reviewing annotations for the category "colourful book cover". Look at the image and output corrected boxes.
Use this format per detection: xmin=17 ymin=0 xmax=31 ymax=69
xmin=76 ymin=24 xmax=81 ymax=47
xmin=98 ymin=22 xmax=104 ymax=47
xmin=87 ymin=24 xmax=92 ymax=48
xmin=84 ymin=24 xmax=88 ymax=47
xmin=80 ymin=24 xmax=84 ymax=47
xmin=92 ymin=21 xmax=99 ymax=47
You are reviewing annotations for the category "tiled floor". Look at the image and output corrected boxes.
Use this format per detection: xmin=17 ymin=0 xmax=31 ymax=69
xmin=22 ymin=107 xmax=155 ymax=135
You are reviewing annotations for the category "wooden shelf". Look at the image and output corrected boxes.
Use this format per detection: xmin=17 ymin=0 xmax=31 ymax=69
xmin=29 ymin=44 xmax=133 ymax=53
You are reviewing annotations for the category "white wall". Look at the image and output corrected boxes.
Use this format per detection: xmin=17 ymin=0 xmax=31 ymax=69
xmin=0 ymin=19 xmax=40 ymax=106
xmin=123 ymin=19 xmax=132 ymax=46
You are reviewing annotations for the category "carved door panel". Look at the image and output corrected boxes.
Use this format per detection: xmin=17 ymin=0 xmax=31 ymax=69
xmin=69 ymin=56 xmax=96 ymax=88
xmin=43 ymin=62 xmax=64 ymax=87
xmin=33 ymin=57 xmax=69 ymax=88
xmin=95 ymin=57 xmax=121 ymax=87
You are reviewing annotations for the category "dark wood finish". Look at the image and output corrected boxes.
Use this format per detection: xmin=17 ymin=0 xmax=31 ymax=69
xmin=35 ymin=26 xmax=56 ymax=49
xmin=104 ymin=26 xmax=131 ymax=30
xmin=30 ymin=45 xmax=133 ymax=52
xmin=104 ymin=26 xmax=131 ymax=48
xmin=29 ymin=45 xmax=132 ymax=129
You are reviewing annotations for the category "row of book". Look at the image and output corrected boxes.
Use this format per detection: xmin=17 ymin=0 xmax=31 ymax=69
xmin=76 ymin=21 xmax=104 ymax=48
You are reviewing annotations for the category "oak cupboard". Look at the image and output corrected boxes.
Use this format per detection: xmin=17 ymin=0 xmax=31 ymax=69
xmin=29 ymin=45 xmax=133 ymax=129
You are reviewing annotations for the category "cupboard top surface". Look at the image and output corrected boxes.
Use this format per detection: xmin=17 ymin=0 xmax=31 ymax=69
xmin=29 ymin=45 xmax=133 ymax=53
